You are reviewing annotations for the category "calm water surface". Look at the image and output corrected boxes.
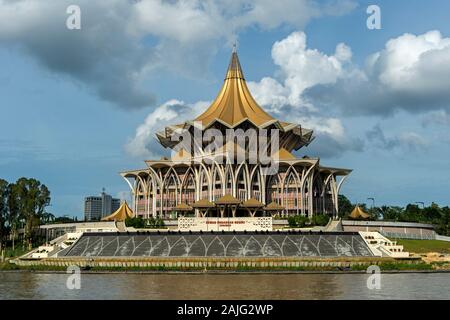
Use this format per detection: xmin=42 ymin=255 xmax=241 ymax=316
xmin=0 ymin=272 xmax=448 ymax=300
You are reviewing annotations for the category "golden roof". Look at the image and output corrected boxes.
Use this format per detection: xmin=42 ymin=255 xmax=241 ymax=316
xmin=215 ymin=194 xmax=241 ymax=205
xmin=263 ymin=201 xmax=285 ymax=211
xmin=195 ymin=51 xmax=275 ymax=128
xmin=173 ymin=203 xmax=193 ymax=211
xmin=192 ymin=199 xmax=216 ymax=208
xmin=155 ymin=48 xmax=315 ymax=152
xmin=241 ymin=198 xmax=264 ymax=208
xmin=349 ymin=206 xmax=370 ymax=219
xmin=101 ymin=201 xmax=134 ymax=222
xmin=272 ymin=147 xmax=296 ymax=160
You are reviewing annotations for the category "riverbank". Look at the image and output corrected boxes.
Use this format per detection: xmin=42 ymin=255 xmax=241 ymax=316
xmin=2 ymin=258 xmax=449 ymax=273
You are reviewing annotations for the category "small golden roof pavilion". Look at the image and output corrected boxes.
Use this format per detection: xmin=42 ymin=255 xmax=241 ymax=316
xmin=102 ymin=202 xmax=134 ymax=222
xmin=349 ymin=206 xmax=370 ymax=220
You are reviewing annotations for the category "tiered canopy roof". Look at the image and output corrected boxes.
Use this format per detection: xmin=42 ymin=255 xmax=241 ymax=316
xmin=195 ymin=51 xmax=275 ymax=128
xmin=349 ymin=206 xmax=370 ymax=220
xmin=156 ymin=49 xmax=314 ymax=152
xmin=215 ymin=194 xmax=241 ymax=205
xmin=101 ymin=202 xmax=134 ymax=222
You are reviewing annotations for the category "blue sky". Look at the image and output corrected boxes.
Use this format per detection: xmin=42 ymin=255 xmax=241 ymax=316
xmin=1 ymin=0 xmax=450 ymax=218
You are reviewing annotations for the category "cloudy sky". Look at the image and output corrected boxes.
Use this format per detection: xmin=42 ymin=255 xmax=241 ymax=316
xmin=1 ymin=0 xmax=450 ymax=218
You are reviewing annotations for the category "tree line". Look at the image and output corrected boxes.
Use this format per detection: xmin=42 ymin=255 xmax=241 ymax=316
xmin=0 ymin=177 xmax=52 ymax=255
xmin=338 ymin=195 xmax=450 ymax=236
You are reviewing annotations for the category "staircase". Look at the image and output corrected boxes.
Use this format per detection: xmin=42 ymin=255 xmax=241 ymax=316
xmin=324 ymin=218 xmax=343 ymax=232
xmin=359 ymin=231 xmax=409 ymax=258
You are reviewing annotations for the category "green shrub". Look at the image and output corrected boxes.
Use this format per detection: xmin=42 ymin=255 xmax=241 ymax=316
xmin=287 ymin=216 xmax=296 ymax=227
xmin=311 ymin=214 xmax=330 ymax=226
xmin=287 ymin=215 xmax=309 ymax=227
xmin=295 ymin=215 xmax=309 ymax=227
xmin=125 ymin=216 xmax=145 ymax=228
xmin=144 ymin=217 xmax=165 ymax=229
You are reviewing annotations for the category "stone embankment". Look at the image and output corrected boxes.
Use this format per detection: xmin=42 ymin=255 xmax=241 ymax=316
xmin=13 ymin=256 xmax=415 ymax=269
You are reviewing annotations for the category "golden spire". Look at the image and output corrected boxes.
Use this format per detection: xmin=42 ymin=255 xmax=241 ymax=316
xmin=156 ymin=46 xmax=315 ymax=152
xmin=195 ymin=47 xmax=275 ymax=128
xmin=225 ymin=49 xmax=244 ymax=80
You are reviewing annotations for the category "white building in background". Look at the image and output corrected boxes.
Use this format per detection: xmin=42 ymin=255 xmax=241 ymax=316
xmin=84 ymin=190 xmax=120 ymax=221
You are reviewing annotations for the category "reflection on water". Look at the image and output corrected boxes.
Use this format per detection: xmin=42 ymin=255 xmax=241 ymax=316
xmin=0 ymin=272 xmax=449 ymax=300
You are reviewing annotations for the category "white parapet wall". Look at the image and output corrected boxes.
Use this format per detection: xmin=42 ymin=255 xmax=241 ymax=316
xmin=178 ymin=217 xmax=273 ymax=232
xmin=359 ymin=231 xmax=410 ymax=258
xmin=30 ymin=245 xmax=55 ymax=259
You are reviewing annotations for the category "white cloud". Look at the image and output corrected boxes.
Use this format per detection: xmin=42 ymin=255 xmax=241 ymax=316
xmin=246 ymin=31 xmax=360 ymax=158
xmin=371 ymin=30 xmax=450 ymax=94
xmin=307 ymin=30 xmax=450 ymax=116
xmin=125 ymin=99 xmax=209 ymax=158
xmin=249 ymin=31 xmax=352 ymax=112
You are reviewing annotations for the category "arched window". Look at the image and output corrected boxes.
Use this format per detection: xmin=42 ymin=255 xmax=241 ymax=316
xmin=199 ymin=166 xmax=210 ymax=201
xmin=250 ymin=166 xmax=262 ymax=201
xmin=135 ymin=176 xmax=147 ymax=217
xmin=266 ymin=174 xmax=282 ymax=205
xmin=283 ymin=169 xmax=300 ymax=215
xmin=162 ymin=169 xmax=179 ymax=218
xmin=224 ymin=165 xmax=234 ymax=195
xmin=212 ymin=165 xmax=224 ymax=201
xmin=235 ymin=164 xmax=248 ymax=201
xmin=146 ymin=175 xmax=156 ymax=218
xmin=181 ymin=168 xmax=196 ymax=205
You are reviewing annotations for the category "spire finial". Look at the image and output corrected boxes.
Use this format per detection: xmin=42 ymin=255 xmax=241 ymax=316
xmin=232 ymin=40 xmax=237 ymax=53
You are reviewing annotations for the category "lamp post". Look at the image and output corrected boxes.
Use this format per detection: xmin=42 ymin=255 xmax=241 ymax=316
xmin=367 ymin=197 xmax=375 ymax=209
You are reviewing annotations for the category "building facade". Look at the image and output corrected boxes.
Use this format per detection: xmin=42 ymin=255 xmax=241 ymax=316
xmin=84 ymin=191 xmax=121 ymax=221
xmin=121 ymin=50 xmax=351 ymax=220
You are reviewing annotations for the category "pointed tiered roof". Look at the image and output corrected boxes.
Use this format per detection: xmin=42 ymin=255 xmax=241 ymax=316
xmin=155 ymin=48 xmax=314 ymax=152
xmin=241 ymin=198 xmax=264 ymax=208
xmin=263 ymin=201 xmax=285 ymax=211
xmin=215 ymin=194 xmax=241 ymax=205
xmin=272 ymin=147 xmax=296 ymax=160
xmin=101 ymin=202 xmax=134 ymax=222
xmin=349 ymin=206 xmax=370 ymax=220
xmin=173 ymin=203 xmax=193 ymax=211
xmin=192 ymin=199 xmax=216 ymax=208
xmin=195 ymin=51 xmax=275 ymax=128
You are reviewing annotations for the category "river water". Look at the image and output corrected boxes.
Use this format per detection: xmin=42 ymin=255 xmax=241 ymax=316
xmin=0 ymin=272 xmax=448 ymax=300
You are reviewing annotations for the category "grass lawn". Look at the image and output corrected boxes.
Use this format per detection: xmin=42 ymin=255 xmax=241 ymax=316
xmin=395 ymin=239 xmax=450 ymax=254
xmin=5 ymin=247 xmax=28 ymax=258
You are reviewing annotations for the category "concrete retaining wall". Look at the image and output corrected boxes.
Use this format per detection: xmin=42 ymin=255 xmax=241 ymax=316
xmin=14 ymin=256 xmax=415 ymax=269
xmin=342 ymin=220 xmax=435 ymax=239
xmin=436 ymin=235 xmax=450 ymax=242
